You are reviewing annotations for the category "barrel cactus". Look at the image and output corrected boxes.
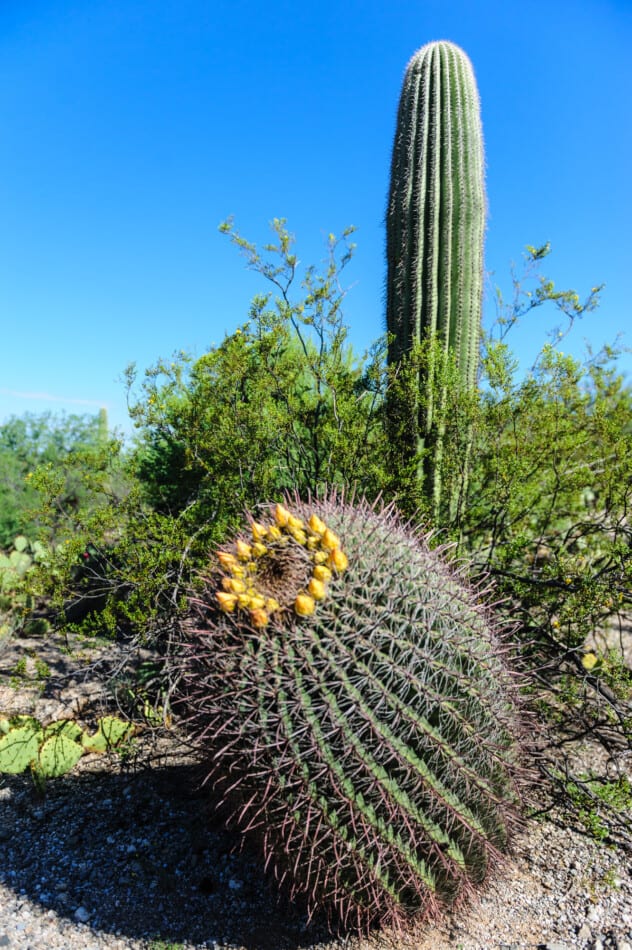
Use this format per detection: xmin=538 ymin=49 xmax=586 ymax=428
xmin=385 ymin=40 xmax=486 ymax=519
xmin=181 ymin=494 xmax=525 ymax=932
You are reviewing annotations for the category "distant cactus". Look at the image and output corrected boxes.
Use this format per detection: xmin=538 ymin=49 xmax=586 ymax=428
xmin=385 ymin=41 xmax=485 ymax=519
xmin=97 ymin=407 xmax=109 ymax=444
xmin=0 ymin=535 xmax=47 ymax=591
xmin=181 ymin=495 xmax=525 ymax=932
xmin=0 ymin=536 xmax=49 ymax=637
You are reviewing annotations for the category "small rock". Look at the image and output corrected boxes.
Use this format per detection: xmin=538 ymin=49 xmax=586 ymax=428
xmin=228 ymin=877 xmax=242 ymax=891
xmin=73 ymin=906 xmax=90 ymax=923
xmin=0 ymin=935 xmax=10 ymax=947
xmin=576 ymin=922 xmax=592 ymax=943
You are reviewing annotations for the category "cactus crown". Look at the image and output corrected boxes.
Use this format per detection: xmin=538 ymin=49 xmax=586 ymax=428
xmin=182 ymin=494 xmax=525 ymax=933
xmin=212 ymin=503 xmax=348 ymax=628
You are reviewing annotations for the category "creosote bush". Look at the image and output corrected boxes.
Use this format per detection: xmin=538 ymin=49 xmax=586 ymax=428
xmin=179 ymin=494 xmax=526 ymax=933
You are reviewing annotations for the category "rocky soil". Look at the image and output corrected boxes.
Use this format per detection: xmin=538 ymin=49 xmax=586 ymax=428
xmin=1 ymin=630 xmax=631 ymax=950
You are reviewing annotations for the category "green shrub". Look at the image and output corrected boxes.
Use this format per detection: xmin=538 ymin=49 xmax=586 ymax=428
xmin=126 ymin=220 xmax=388 ymax=527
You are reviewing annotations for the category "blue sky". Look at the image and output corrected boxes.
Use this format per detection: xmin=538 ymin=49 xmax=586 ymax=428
xmin=1 ymin=0 xmax=630 ymax=436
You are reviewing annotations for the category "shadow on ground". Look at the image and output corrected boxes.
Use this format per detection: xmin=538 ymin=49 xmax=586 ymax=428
xmin=0 ymin=759 xmax=341 ymax=950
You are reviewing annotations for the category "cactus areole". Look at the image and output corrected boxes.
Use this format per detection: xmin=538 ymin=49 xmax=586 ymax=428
xmin=182 ymin=495 xmax=524 ymax=933
xmin=386 ymin=40 xmax=485 ymax=383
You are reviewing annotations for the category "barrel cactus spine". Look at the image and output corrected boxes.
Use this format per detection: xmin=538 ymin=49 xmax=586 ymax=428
xmin=386 ymin=40 xmax=486 ymax=520
xmin=182 ymin=493 xmax=526 ymax=933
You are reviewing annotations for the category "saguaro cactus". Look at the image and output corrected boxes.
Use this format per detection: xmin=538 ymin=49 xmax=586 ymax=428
xmin=385 ymin=40 xmax=485 ymax=518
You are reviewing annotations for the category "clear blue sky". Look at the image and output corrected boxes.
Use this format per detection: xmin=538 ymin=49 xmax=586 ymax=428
xmin=1 ymin=0 xmax=630 ymax=436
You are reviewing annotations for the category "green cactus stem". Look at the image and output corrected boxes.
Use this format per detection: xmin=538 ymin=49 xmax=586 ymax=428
xmin=385 ymin=40 xmax=485 ymax=520
xmin=181 ymin=494 xmax=526 ymax=933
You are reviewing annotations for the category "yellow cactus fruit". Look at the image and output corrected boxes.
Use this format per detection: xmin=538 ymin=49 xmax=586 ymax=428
xmin=287 ymin=514 xmax=305 ymax=531
xmin=313 ymin=550 xmax=329 ymax=564
xmin=251 ymin=521 xmax=268 ymax=541
xmin=251 ymin=542 xmax=268 ymax=558
xmin=238 ymin=592 xmax=254 ymax=609
xmin=289 ymin=527 xmax=308 ymax=546
xmin=328 ymin=547 xmax=349 ymax=573
xmin=216 ymin=591 xmax=238 ymax=612
xmin=274 ymin=503 xmax=291 ymax=527
xmin=248 ymin=594 xmax=266 ymax=611
xmin=294 ymin=593 xmax=316 ymax=617
xmin=265 ymin=597 xmax=281 ymax=613
xmin=308 ymin=578 xmax=327 ymax=601
xmin=321 ymin=528 xmax=341 ymax=552
xmin=249 ymin=608 xmax=269 ymax=628
xmin=267 ymin=524 xmax=283 ymax=541
xmin=582 ymin=652 xmax=599 ymax=671
xmin=308 ymin=513 xmax=327 ymax=536
xmin=227 ymin=577 xmax=247 ymax=594
xmin=312 ymin=564 xmax=332 ymax=583
xmin=306 ymin=535 xmax=320 ymax=550
xmin=236 ymin=539 xmax=252 ymax=560
xmin=217 ymin=551 xmax=238 ymax=570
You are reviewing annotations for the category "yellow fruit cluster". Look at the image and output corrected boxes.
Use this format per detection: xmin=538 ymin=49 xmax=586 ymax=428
xmin=215 ymin=504 xmax=348 ymax=628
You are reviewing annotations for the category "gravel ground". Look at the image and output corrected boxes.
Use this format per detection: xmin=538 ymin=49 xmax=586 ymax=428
xmin=1 ymin=632 xmax=631 ymax=950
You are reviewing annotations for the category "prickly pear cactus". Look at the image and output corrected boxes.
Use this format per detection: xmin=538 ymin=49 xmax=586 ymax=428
xmin=182 ymin=495 xmax=525 ymax=932
xmin=0 ymin=536 xmax=49 ymax=637
xmin=0 ymin=714 xmax=135 ymax=779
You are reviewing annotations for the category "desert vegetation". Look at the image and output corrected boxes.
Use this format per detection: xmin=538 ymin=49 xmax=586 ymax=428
xmin=1 ymin=39 xmax=630 ymax=937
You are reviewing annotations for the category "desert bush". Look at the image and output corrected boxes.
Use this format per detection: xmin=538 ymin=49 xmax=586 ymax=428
xmin=125 ymin=220 xmax=388 ymax=528
xmin=0 ymin=410 xmax=116 ymax=548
